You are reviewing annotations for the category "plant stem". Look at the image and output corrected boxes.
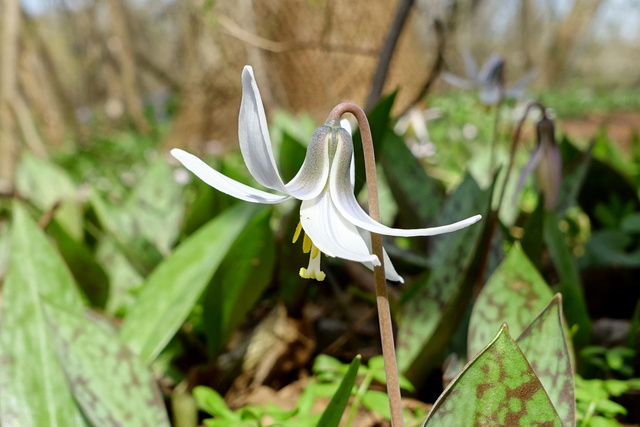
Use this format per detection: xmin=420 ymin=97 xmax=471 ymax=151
xmin=327 ymin=102 xmax=404 ymax=427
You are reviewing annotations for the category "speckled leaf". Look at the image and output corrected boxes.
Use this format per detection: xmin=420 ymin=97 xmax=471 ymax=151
xmin=423 ymin=325 xmax=563 ymax=427
xmin=15 ymin=152 xmax=83 ymax=240
xmin=0 ymin=203 xmax=86 ymax=427
xmin=517 ymin=294 xmax=575 ymax=427
xmin=128 ymin=157 xmax=184 ymax=255
xmin=120 ymin=203 xmax=262 ymax=364
xmin=468 ymin=244 xmax=553 ymax=359
xmin=398 ymin=175 xmax=492 ymax=380
xmin=44 ymin=302 xmax=170 ymax=427
xmin=90 ymin=189 xmax=162 ymax=276
xmin=556 ymin=137 xmax=592 ymax=216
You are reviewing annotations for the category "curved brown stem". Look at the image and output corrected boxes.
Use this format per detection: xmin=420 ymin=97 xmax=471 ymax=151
xmin=327 ymin=102 xmax=404 ymax=427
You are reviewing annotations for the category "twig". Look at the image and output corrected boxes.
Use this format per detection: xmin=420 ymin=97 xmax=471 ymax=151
xmin=327 ymin=102 xmax=404 ymax=427
xmin=364 ymin=0 xmax=416 ymax=112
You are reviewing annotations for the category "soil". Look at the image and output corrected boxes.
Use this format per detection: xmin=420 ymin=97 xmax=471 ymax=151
xmin=558 ymin=110 xmax=640 ymax=153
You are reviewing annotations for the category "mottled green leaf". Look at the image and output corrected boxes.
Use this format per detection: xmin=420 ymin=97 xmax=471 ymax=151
xmin=203 ymin=210 xmax=276 ymax=355
xmin=15 ymin=152 xmax=83 ymax=240
xmin=517 ymin=294 xmax=576 ymax=427
xmin=43 ymin=303 xmax=170 ymax=427
xmin=423 ymin=325 xmax=563 ymax=427
xmin=557 ymin=138 xmax=592 ymax=215
xmin=46 ymin=219 xmax=109 ymax=308
xmin=467 ymin=244 xmax=554 ymax=359
xmin=128 ymin=157 xmax=184 ymax=255
xmin=0 ymin=203 xmax=86 ymax=427
xmin=96 ymin=235 xmax=143 ymax=316
xmin=90 ymin=189 xmax=162 ymax=275
xmin=544 ymin=209 xmax=592 ymax=348
xmin=120 ymin=203 xmax=262 ymax=364
xmin=398 ymin=175 xmax=492 ymax=381
xmin=317 ymin=355 xmax=361 ymax=427
xmin=521 ymin=196 xmax=545 ymax=270
xmin=381 ymin=131 xmax=443 ymax=231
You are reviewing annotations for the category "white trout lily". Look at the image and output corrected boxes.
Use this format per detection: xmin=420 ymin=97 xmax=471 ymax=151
xmin=171 ymin=66 xmax=482 ymax=282
xmin=442 ymin=52 xmax=537 ymax=106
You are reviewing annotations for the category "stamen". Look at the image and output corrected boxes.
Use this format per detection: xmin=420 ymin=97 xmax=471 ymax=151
xmin=302 ymin=234 xmax=312 ymax=253
xmin=292 ymin=222 xmax=303 ymax=243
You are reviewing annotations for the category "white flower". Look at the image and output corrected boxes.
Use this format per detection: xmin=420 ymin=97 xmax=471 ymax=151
xmin=171 ymin=66 xmax=482 ymax=282
xmin=442 ymin=52 xmax=537 ymax=106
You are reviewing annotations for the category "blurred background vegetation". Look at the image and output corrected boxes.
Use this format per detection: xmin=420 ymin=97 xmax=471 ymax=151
xmin=1 ymin=0 xmax=640 ymax=189
xmin=1 ymin=0 xmax=640 ymax=426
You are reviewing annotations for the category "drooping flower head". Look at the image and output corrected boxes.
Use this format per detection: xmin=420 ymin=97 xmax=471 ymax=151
xmin=442 ymin=52 xmax=537 ymax=106
xmin=514 ymin=111 xmax=562 ymax=211
xmin=171 ymin=66 xmax=482 ymax=282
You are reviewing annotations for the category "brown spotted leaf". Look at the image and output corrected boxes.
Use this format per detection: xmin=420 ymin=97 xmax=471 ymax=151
xmin=423 ymin=325 xmax=563 ymax=427
xmin=0 ymin=203 xmax=86 ymax=427
xmin=517 ymin=294 xmax=576 ymax=427
xmin=467 ymin=244 xmax=553 ymax=360
xmin=398 ymin=175 xmax=493 ymax=381
xmin=44 ymin=302 xmax=170 ymax=427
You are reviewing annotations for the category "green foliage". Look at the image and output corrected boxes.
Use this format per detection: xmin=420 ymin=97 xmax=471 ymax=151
xmin=193 ymin=355 xmax=363 ymax=427
xmin=4 ymin=75 xmax=640 ymax=426
xmin=423 ymin=325 xmax=563 ymax=426
xmin=467 ymin=244 xmax=554 ymax=359
xmin=575 ymin=376 xmax=640 ymax=426
xmin=0 ymin=203 xmax=86 ymax=426
xmin=398 ymin=174 xmax=494 ymax=382
xmin=44 ymin=302 xmax=170 ymax=426
xmin=119 ymin=203 xmax=262 ymax=364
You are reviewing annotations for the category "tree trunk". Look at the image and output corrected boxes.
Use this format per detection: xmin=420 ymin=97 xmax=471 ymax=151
xmin=0 ymin=0 xmax=21 ymax=190
xmin=107 ymin=0 xmax=151 ymax=134
xmin=545 ymin=0 xmax=604 ymax=83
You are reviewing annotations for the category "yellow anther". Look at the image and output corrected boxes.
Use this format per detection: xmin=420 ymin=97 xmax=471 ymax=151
xmin=302 ymin=234 xmax=312 ymax=253
xmin=292 ymin=222 xmax=303 ymax=243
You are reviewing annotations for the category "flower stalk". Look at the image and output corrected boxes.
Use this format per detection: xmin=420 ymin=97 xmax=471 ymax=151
xmin=327 ymin=102 xmax=404 ymax=427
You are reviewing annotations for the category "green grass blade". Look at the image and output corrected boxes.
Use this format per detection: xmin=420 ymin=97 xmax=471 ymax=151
xmin=316 ymin=355 xmax=361 ymax=427
xmin=120 ymin=203 xmax=262 ymax=364
xmin=44 ymin=302 xmax=170 ymax=426
xmin=0 ymin=203 xmax=86 ymax=427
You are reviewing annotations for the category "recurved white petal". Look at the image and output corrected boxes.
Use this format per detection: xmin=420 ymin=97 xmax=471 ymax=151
xmin=441 ymin=72 xmax=475 ymax=90
xmin=284 ymin=126 xmax=331 ymax=200
xmin=329 ymin=130 xmax=482 ymax=237
xmin=357 ymin=229 xmax=404 ymax=283
xmin=478 ymin=54 xmax=505 ymax=84
xmin=462 ymin=50 xmax=479 ymax=80
xmin=479 ymin=83 xmax=504 ymax=106
xmin=300 ymin=188 xmax=380 ymax=265
xmin=238 ymin=66 xmax=289 ymax=193
xmin=171 ymin=149 xmax=290 ymax=204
